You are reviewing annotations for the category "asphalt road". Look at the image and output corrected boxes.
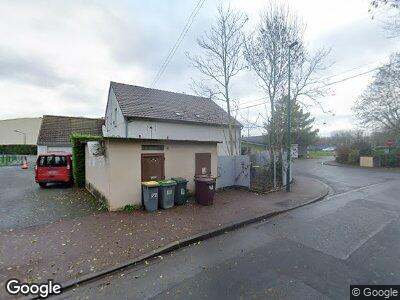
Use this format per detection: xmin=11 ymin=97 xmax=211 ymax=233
xmin=56 ymin=157 xmax=400 ymax=300
xmin=0 ymin=159 xmax=103 ymax=231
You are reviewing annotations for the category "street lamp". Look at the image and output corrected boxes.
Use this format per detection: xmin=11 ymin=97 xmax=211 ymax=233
xmin=286 ymin=41 xmax=298 ymax=192
xmin=14 ymin=130 xmax=26 ymax=145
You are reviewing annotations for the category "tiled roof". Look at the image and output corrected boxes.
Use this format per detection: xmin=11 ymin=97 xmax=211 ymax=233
xmin=241 ymin=135 xmax=268 ymax=145
xmin=110 ymin=82 xmax=241 ymax=127
xmin=37 ymin=115 xmax=104 ymax=146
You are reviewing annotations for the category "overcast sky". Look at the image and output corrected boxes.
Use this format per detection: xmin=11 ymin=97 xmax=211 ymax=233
xmin=0 ymin=0 xmax=399 ymax=136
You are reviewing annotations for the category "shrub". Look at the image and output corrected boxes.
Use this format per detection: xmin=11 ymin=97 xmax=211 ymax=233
xmin=0 ymin=145 xmax=37 ymax=155
xmin=335 ymin=145 xmax=351 ymax=163
xmin=71 ymin=133 xmax=102 ymax=187
xmin=123 ymin=204 xmax=140 ymax=212
xmin=348 ymin=149 xmax=360 ymax=164
xmin=378 ymin=153 xmax=400 ymax=167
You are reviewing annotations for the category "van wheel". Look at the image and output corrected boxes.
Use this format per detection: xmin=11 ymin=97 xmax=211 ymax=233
xmin=39 ymin=183 xmax=47 ymax=188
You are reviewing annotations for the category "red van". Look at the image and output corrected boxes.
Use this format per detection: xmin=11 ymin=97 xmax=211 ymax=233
xmin=35 ymin=152 xmax=73 ymax=187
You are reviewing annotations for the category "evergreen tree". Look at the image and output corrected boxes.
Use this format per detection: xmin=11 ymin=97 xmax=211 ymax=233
xmin=266 ymin=97 xmax=318 ymax=149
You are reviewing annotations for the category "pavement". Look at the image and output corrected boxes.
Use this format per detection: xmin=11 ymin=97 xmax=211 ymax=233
xmin=0 ymin=174 xmax=328 ymax=299
xmin=51 ymin=157 xmax=400 ymax=300
xmin=0 ymin=161 xmax=104 ymax=231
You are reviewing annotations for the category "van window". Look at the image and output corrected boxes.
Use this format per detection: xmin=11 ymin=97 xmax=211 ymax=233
xmin=38 ymin=156 xmax=67 ymax=167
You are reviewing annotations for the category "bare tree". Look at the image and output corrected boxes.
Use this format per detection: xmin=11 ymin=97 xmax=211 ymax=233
xmin=244 ymin=3 xmax=330 ymax=187
xmin=370 ymin=0 xmax=400 ymax=37
xmin=353 ymin=52 xmax=400 ymax=134
xmin=187 ymin=5 xmax=247 ymax=156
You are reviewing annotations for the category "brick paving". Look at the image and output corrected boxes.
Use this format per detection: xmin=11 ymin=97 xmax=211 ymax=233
xmin=0 ymin=176 xmax=327 ymax=298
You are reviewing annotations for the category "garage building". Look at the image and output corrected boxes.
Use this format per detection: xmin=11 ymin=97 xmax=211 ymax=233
xmin=0 ymin=117 xmax=42 ymax=145
xmin=37 ymin=115 xmax=104 ymax=154
xmin=85 ymin=137 xmax=218 ymax=210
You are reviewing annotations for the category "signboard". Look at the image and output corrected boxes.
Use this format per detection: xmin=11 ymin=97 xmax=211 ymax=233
xmin=291 ymin=144 xmax=299 ymax=159
xmin=386 ymin=139 xmax=394 ymax=147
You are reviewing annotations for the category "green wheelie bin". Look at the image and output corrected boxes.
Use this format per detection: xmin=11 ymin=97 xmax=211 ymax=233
xmin=171 ymin=177 xmax=188 ymax=205
xmin=157 ymin=180 xmax=177 ymax=209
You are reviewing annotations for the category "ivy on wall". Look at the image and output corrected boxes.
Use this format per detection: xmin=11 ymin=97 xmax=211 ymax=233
xmin=70 ymin=133 xmax=102 ymax=187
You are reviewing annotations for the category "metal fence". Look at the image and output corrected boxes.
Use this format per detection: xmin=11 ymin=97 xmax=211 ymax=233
xmin=217 ymin=155 xmax=251 ymax=189
xmin=217 ymin=151 xmax=293 ymax=193
xmin=0 ymin=155 xmax=24 ymax=166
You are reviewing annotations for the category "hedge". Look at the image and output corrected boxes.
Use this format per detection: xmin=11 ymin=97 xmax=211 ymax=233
xmin=0 ymin=145 xmax=37 ymax=155
xmin=376 ymin=153 xmax=400 ymax=167
xmin=71 ymin=133 xmax=102 ymax=187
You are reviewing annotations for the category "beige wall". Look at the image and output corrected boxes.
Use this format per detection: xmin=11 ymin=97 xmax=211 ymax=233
xmin=85 ymin=143 xmax=111 ymax=202
xmin=0 ymin=117 xmax=42 ymax=145
xmin=85 ymin=139 xmax=218 ymax=210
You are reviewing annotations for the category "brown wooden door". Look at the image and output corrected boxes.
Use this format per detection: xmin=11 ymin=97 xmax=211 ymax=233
xmin=141 ymin=153 xmax=165 ymax=181
xmin=195 ymin=153 xmax=211 ymax=176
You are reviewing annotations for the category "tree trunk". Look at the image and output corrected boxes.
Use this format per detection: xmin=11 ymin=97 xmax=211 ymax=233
xmin=225 ymin=95 xmax=235 ymax=155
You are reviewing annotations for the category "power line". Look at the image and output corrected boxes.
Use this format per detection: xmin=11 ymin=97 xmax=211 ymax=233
xmin=151 ymin=0 xmax=205 ymax=88
xmin=235 ymin=63 xmax=381 ymax=110
xmin=317 ymin=67 xmax=379 ymax=87
xmin=232 ymin=66 xmax=379 ymax=112
xmin=314 ymin=60 xmax=380 ymax=82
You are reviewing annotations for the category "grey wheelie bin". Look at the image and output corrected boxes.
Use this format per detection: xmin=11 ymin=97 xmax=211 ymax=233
xmin=158 ymin=180 xmax=177 ymax=209
xmin=142 ymin=181 xmax=160 ymax=212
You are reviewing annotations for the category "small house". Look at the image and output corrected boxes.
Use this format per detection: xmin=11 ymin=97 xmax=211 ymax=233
xmin=84 ymin=82 xmax=243 ymax=210
xmin=37 ymin=115 xmax=104 ymax=154
xmin=103 ymin=82 xmax=242 ymax=156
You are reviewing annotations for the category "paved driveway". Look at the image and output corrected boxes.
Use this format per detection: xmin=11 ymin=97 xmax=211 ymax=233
xmin=0 ymin=162 xmax=104 ymax=231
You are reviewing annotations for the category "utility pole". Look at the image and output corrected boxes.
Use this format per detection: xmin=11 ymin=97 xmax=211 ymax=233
xmin=286 ymin=41 xmax=298 ymax=192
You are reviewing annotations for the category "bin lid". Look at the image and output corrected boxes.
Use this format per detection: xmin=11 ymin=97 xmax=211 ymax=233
xmin=142 ymin=181 xmax=160 ymax=187
xmin=158 ymin=179 xmax=177 ymax=186
xmin=171 ymin=177 xmax=188 ymax=183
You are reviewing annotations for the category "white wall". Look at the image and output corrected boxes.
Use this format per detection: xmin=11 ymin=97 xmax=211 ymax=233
xmin=127 ymin=119 xmax=241 ymax=156
xmin=85 ymin=144 xmax=111 ymax=202
xmin=37 ymin=145 xmax=72 ymax=154
xmin=103 ymin=87 xmax=242 ymax=155
xmin=104 ymin=88 xmax=126 ymax=138
xmin=0 ymin=117 xmax=42 ymax=145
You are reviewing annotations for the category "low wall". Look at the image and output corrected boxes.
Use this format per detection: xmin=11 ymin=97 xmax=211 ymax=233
xmin=360 ymin=156 xmax=374 ymax=167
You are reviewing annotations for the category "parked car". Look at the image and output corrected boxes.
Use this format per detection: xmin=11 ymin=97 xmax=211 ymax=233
xmin=322 ymin=147 xmax=335 ymax=152
xmin=35 ymin=152 xmax=73 ymax=187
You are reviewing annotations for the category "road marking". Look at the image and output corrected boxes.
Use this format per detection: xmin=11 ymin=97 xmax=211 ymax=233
xmin=326 ymin=179 xmax=397 ymax=200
